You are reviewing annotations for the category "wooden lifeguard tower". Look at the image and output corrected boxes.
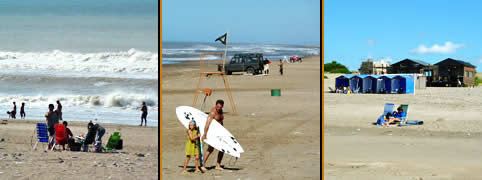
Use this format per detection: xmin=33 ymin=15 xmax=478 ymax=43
xmin=193 ymin=52 xmax=237 ymax=115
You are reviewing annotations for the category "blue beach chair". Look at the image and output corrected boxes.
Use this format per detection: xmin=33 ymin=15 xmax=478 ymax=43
xmin=383 ymin=103 xmax=394 ymax=116
xmin=33 ymin=123 xmax=49 ymax=150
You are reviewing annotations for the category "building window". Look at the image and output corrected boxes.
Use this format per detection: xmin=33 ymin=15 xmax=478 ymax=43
xmin=465 ymin=71 xmax=469 ymax=77
xmin=469 ymin=71 xmax=473 ymax=77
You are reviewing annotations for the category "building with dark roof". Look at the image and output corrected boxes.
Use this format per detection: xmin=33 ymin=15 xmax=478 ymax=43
xmin=389 ymin=58 xmax=433 ymax=74
xmin=433 ymin=58 xmax=477 ymax=86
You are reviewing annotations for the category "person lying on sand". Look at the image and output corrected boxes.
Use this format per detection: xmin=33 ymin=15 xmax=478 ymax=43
xmin=201 ymin=100 xmax=225 ymax=171
xmin=182 ymin=120 xmax=202 ymax=174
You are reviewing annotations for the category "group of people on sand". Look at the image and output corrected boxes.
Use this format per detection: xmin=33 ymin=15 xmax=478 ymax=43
xmin=44 ymin=101 xmax=67 ymax=150
xmin=262 ymin=58 xmax=285 ymax=76
xmin=377 ymin=106 xmax=406 ymax=126
xmin=44 ymin=100 xmax=107 ymax=152
xmin=182 ymin=100 xmax=226 ymax=174
xmin=335 ymin=86 xmax=352 ymax=94
xmin=7 ymin=102 xmax=26 ymax=119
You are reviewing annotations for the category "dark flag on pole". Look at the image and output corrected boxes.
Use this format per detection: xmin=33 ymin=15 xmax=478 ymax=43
xmin=215 ymin=33 xmax=227 ymax=45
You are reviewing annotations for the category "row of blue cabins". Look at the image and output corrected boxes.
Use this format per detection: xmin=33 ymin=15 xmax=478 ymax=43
xmin=336 ymin=74 xmax=415 ymax=94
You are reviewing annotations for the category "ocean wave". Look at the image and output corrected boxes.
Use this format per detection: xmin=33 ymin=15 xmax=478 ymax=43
xmin=162 ymin=43 xmax=320 ymax=61
xmin=0 ymin=49 xmax=159 ymax=79
xmin=0 ymin=92 xmax=158 ymax=111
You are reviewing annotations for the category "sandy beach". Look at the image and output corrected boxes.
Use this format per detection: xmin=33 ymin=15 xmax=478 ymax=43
xmin=324 ymin=73 xmax=482 ymax=179
xmin=162 ymin=56 xmax=321 ymax=179
xmin=0 ymin=119 xmax=158 ymax=179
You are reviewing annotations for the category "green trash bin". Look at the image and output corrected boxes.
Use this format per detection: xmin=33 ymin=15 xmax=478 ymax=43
xmin=271 ymin=89 xmax=281 ymax=96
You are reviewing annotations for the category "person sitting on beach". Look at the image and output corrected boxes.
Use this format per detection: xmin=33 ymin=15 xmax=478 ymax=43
xmin=11 ymin=102 xmax=17 ymax=119
xmin=63 ymin=121 xmax=74 ymax=150
xmin=20 ymin=102 xmax=26 ymax=119
xmin=391 ymin=106 xmax=406 ymax=122
xmin=345 ymin=87 xmax=352 ymax=94
xmin=376 ymin=113 xmax=392 ymax=126
xmin=182 ymin=120 xmax=202 ymax=174
xmin=45 ymin=104 xmax=59 ymax=150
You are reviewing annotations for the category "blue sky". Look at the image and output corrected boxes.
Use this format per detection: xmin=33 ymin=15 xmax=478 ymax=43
xmin=0 ymin=0 xmax=157 ymax=16
xmin=162 ymin=0 xmax=320 ymax=46
xmin=325 ymin=0 xmax=482 ymax=72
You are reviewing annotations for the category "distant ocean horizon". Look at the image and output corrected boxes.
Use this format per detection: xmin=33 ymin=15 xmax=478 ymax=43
xmin=0 ymin=1 xmax=158 ymax=126
xmin=162 ymin=41 xmax=320 ymax=64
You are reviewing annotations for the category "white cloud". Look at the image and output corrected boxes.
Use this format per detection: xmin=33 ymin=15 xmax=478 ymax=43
xmin=366 ymin=40 xmax=376 ymax=45
xmin=411 ymin=41 xmax=464 ymax=54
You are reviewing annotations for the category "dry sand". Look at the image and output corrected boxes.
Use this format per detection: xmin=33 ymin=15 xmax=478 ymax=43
xmin=324 ymin=73 xmax=482 ymax=179
xmin=162 ymin=56 xmax=321 ymax=179
xmin=0 ymin=119 xmax=158 ymax=179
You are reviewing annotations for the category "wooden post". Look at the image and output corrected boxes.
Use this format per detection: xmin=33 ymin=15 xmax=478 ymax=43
xmin=194 ymin=52 xmax=237 ymax=115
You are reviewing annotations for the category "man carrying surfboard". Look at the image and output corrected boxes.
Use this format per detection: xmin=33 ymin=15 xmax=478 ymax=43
xmin=201 ymin=99 xmax=225 ymax=171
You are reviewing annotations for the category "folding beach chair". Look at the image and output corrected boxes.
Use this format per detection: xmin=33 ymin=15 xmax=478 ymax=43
xmin=51 ymin=124 xmax=67 ymax=151
xmin=105 ymin=132 xmax=121 ymax=151
xmin=399 ymin=104 xmax=409 ymax=124
xmin=383 ymin=103 xmax=395 ymax=116
xmin=33 ymin=123 xmax=49 ymax=150
xmin=328 ymin=87 xmax=335 ymax=93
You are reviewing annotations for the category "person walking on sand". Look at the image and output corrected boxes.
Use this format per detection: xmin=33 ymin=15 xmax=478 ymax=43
xmin=11 ymin=102 xmax=17 ymax=119
xmin=20 ymin=102 xmax=25 ymax=119
xmin=45 ymin=104 xmax=59 ymax=150
xmin=56 ymin=100 xmax=63 ymax=120
xmin=182 ymin=120 xmax=202 ymax=174
xmin=201 ymin=100 xmax=225 ymax=171
xmin=140 ymin=101 xmax=148 ymax=127
xmin=279 ymin=59 xmax=284 ymax=76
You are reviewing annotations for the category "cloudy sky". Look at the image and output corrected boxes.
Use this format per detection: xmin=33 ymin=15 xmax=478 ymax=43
xmin=324 ymin=0 xmax=482 ymax=72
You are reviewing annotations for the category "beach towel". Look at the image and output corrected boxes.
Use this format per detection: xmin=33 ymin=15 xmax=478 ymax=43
xmin=399 ymin=120 xmax=423 ymax=126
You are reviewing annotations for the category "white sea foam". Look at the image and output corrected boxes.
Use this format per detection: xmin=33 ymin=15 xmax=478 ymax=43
xmin=0 ymin=49 xmax=158 ymax=79
xmin=0 ymin=92 xmax=158 ymax=111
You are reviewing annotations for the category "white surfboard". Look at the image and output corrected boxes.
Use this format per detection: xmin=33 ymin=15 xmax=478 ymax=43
xmin=176 ymin=106 xmax=244 ymax=158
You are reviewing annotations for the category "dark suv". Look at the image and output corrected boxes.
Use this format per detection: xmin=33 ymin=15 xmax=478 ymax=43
xmin=219 ymin=53 xmax=265 ymax=75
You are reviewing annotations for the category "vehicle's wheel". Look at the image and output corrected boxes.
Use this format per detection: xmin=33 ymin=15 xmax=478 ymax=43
xmin=247 ymin=67 xmax=255 ymax=74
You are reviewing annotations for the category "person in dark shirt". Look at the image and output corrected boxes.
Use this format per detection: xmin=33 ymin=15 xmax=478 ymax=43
xmin=11 ymin=102 xmax=17 ymax=119
xmin=140 ymin=102 xmax=148 ymax=127
xmin=56 ymin=100 xmax=63 ymax=120
xmin=20 ymin=102 xmax=26 ymax=119
xmin=63 ymin=121 xmax=74 ymax=150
